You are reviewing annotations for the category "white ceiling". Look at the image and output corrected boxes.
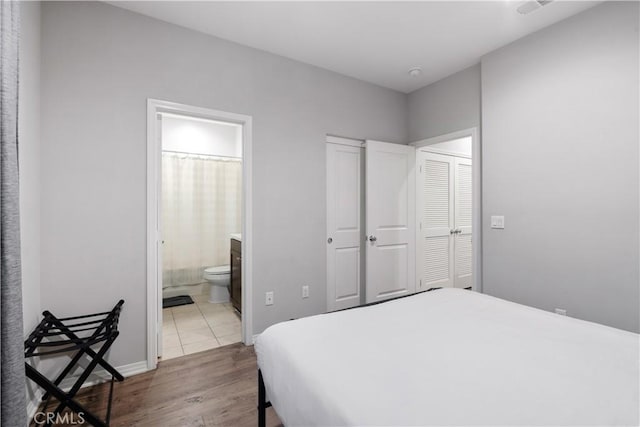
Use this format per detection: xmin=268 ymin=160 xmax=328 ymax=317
xmin=109 ymin=1 xmax=600 ymax=93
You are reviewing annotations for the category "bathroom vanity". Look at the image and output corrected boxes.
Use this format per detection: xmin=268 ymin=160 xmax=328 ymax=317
xmin=230 ymin=235 xmax=242 ymax=314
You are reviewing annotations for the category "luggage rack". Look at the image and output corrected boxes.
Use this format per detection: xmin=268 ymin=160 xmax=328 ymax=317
xmin=24 ymin=300 xmax=125 ymax=427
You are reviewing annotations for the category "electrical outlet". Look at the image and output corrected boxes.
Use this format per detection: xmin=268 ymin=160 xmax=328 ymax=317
xmin=265 ymin=291 xmax=274 ymax=306
xmin=302 ymin=285 xmax=309 ymax=299
xmin=555 ymin=308 xmax=567 ymax=316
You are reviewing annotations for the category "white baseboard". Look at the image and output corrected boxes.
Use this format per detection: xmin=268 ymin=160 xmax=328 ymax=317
xmin=59 ymin=360 xmax=149 ymax=390
xmin=26 ymin=360 xmax=150 ymax=424
xmin=26 ymin=388 xmax=45 ymax=425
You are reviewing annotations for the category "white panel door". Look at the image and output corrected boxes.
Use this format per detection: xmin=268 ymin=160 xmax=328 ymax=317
xmin=326 ymin=143 xmax=363 ymax=311
xmin=454 ymin=157 xmax=473 ymax=288
xmin=417 ymin=151 xmax=455 ymax=290
xmin=365 ymin=140 xmax=415 ymax=303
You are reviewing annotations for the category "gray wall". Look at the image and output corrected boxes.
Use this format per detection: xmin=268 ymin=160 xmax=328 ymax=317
xmin=481 ymin=2 xmax=639 ymax=332
xmin=40 ymin=2 xmax=407 ymax=367
xmin=19 ymin=0 xmax=42 ymax=409
xmin=407 ymin=64 xmax=481 ymax=142
xmin=35 ymin=1 xmax=639 ymax=375
xmin=19 ymin=1 xmax=41 ymax=336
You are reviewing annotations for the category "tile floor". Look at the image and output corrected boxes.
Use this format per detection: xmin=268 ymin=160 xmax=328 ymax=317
xmin=161 ymin=293 xmax=242 ymax=360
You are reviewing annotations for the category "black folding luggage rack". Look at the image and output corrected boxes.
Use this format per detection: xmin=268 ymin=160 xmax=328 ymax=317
xmin=24 ymin=300 xmax=125 ymax=427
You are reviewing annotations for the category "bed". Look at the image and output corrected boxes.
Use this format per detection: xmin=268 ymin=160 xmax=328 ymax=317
xmin=255 ymin=288 xmax=639 ymax=426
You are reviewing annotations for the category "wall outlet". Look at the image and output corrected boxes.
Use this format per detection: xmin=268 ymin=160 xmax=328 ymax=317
xmin=265 ymin=291 xmax=274 ymax=306
xmin=555 ymin=308 xmax=567 ymax=316
xmin=302 ymin=285 xmax=309 ymax=299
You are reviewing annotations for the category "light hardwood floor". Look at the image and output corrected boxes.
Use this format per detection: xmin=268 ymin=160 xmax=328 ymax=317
xmin=33 ymin=343 xmax=282 ymax=427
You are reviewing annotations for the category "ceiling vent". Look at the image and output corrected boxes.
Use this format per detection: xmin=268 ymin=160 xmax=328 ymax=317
xmin=517 ymin=0 xmax=553 ymax=15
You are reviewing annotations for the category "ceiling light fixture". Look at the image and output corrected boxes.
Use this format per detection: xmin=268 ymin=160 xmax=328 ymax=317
xmin=408 ymin=67 xmax=422 ymax=78
xmin=517 ymin=0 xmax=553 ymax=15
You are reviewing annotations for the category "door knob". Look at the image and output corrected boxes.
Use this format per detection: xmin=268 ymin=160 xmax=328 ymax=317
xmin=368 ymin=235 xmax=377 ymax=242
xmin=327 ymin=237 xmax=333 ymax=244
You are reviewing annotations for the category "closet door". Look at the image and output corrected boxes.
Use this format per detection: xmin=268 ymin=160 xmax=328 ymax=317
xmin=326 ymin=142 xmax=364 ymax=311
xmin=417 ymin=151 xmax=455 ymax=289
xmin=365 ymin=140 xmax=415 ymax=303
xmin=454 ymin=157 xmax=473 ymax=288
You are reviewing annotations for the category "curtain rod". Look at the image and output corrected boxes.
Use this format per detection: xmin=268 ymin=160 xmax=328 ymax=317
xmin=162 ymin=150 xmax=242 ymax=160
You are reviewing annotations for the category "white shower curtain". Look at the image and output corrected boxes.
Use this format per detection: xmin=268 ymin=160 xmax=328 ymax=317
xmin=162 ymin=152 xmax=242 ymax=289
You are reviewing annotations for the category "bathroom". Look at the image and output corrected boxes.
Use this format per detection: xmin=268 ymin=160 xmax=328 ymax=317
xmin=159 ymin=112 xmax=243 ymax=360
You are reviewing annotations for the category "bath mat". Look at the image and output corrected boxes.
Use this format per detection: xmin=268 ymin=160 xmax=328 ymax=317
xmin=163 ymin=295 xmax=194 ymax=309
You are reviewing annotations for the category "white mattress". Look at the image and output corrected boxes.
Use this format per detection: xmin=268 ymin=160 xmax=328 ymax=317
xmin=255 ymin=288 xmax=639 ymax=426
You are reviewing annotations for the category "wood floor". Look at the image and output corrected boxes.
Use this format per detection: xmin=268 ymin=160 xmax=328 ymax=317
xmin=33 ymin=343 xmax=282 ymax=427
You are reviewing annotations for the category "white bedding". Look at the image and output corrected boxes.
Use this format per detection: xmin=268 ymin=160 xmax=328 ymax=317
xmin=255 ymin=288 xmax=639 ymax=426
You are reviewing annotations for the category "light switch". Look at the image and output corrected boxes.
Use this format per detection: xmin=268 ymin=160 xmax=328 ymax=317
xmin=491 ymin=215 xmax=505 ymax=229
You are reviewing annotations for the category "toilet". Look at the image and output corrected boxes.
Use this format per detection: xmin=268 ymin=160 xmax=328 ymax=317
xmin=203 ymin=265 xmax=231 ymax=303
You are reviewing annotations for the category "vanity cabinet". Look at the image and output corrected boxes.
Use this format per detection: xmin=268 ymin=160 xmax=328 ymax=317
xmin=230 ymin=238 xmax=242 ymax=313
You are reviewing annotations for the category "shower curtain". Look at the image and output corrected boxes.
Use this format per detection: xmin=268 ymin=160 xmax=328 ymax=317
xmin=162 ymin=152 xmax=242 ymax=289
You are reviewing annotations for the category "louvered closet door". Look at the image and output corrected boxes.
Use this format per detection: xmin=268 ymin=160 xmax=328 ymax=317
xmin=417 ymin=151 xmax=454 ymax=289
xmin=454 ymin=157 xmax=473 ymax=288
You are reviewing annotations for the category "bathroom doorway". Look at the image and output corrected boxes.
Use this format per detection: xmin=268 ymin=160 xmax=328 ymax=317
xmin=146 ymin=100 xmax=253 ymax=369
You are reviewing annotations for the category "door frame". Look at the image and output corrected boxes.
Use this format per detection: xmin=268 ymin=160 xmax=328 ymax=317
xmin=146 ymin=99 xmax=253 ymax=370
xmin=410 ymin=127 xmax=482 ymax=292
